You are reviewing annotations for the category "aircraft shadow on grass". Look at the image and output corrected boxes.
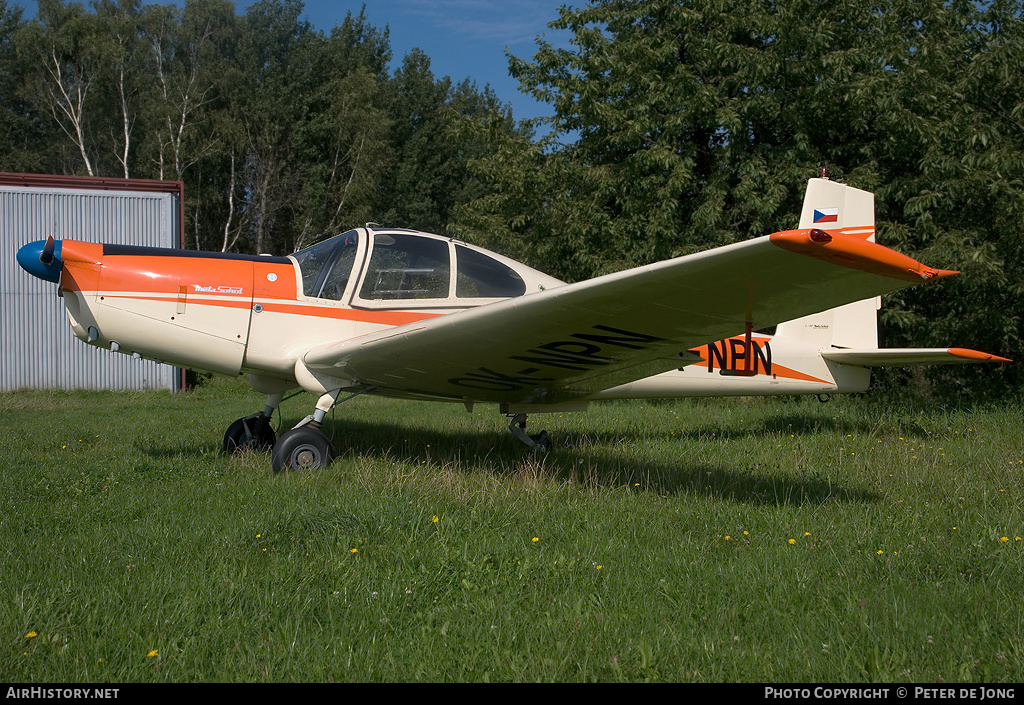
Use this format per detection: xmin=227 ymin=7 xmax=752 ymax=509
xmin=214 ymin=415 xmax=883 ymax=507
xmin=678 ymin=412 xmax=931 ymax=442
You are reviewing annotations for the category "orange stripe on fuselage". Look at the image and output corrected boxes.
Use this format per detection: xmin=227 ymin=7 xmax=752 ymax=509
xmin=254 ymin=301 xmax=442 ymax=326
xmin=97 ymin=292 xmax=257 ymax=311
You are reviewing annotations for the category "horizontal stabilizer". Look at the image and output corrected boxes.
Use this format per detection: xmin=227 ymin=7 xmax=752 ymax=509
xmin=821 ymin=348 xmax=1011 ymax=367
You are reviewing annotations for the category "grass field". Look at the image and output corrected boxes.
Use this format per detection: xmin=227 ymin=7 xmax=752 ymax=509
xmin=1 ymin=378 xmax=1023 ymax=682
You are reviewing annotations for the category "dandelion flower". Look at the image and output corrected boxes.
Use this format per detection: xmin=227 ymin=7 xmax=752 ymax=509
xmin=432 ymin=516 xmax=438 ymax=523
xmin=725 ymin=535 xmax=731 ymax=541
xmin=877 ymin=550 xmax=884 ymax=555
xmin=350 ymin=548 xmax=358 ymax=553
xmin=147 ymin=650 xmax=158 ymax=658
xmin=25 ymin=632 xmax=36 ymax=639
xmin=1001 ymin=537 xmax=1009 ymax=543
xmin=788 ymin=539 xmax=796 ymax=545
xmin=804 ymin=532 xmax=811 ymax=536
xmin=532 ymin=537 xmax=539 ymax=543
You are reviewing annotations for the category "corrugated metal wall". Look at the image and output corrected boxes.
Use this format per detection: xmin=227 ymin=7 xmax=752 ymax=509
xmin=1 ymin=184 xmax=180 ymax=391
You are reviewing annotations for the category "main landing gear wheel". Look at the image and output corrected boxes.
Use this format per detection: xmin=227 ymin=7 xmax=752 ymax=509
xmin=271 ymin=427 xmax=336 ymax=473
xmin=509 ymin=414 xmax=550 ymax=454
xmin=223 ymin=413 xmax=277 ymax=454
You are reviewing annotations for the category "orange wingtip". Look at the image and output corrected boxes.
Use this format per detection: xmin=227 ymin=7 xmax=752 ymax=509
xmin=769 ymin=229 xmax=959 ymax=283
xmin=948 ymin=348 xmax=1012 ymax=363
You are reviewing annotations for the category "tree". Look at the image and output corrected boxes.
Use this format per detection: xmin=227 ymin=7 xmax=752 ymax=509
xmin=136 ymin=0 xmax=246 ymax=252
xmin=92 ymin=0 xmax=144 ymax=178
xmin=229 ymin=0 xmax=319 ymax=254
xmin=226 ymin=1 xmax=399 ymax=254
xmin=457 ymin=0 xmax=900 ymax=277
xmin=0 ymin=0 xmax=49 ymax=172
xmin=137 ymin=0 xmax=236 ymax=183
xmin=286 ymin=8 xmax=393 ymax=250
xmin=375 ymin=48 xmax=522 ymax=236
xmin=17 ymin=0 xmax=108 ymax=175
xmin=863 ymin=0 xmax=1024 ymax=399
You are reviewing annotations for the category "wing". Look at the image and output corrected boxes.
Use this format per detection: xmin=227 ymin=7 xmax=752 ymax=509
xmin=299 ymin=229 xmax=956 ymax=404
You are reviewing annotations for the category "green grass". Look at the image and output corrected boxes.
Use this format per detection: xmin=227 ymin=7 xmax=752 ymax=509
xmin=1 ymin=378 xmax=1023 ymax=682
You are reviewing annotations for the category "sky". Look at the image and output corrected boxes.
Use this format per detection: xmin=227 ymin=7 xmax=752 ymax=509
xmin=19 ymin=0 xmax=576 ymax=124
xmin=291 ymin=1 xmax=572 ymax=122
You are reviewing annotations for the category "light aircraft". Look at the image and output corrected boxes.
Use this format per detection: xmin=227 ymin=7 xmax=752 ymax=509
xmin=16 ymin=177 xmax=1008 ymax=472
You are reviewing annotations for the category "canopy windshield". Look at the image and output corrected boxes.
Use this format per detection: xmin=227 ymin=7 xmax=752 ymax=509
xmin=291 ymin=230 xmax=360 ymax=300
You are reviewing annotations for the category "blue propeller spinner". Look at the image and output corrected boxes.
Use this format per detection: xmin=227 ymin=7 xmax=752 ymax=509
xmin=17 ymin=236 xmax=62 ymax=283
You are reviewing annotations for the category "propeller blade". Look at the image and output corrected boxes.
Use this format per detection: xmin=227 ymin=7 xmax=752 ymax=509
xmin=40 ymin=235 xmax=56 ymax=265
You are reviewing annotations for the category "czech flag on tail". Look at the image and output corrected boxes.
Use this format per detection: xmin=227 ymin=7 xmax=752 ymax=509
xmin=813 ymin=207 xmax=839 ymax=224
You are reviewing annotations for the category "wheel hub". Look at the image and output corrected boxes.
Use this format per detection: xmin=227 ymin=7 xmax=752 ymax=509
xmin=294 ymin=446 xmax=319 ymax=469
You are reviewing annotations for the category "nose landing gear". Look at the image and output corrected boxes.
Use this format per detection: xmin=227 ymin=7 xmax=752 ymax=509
xmin=270 ymin=424 xmax=335 ymax=473
xmin=269 ymin=388 xmax=346 ymax=473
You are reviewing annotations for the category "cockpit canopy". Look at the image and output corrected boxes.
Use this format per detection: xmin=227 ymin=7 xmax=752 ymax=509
xmin=290 ymin=228 xmax=563 ymax=307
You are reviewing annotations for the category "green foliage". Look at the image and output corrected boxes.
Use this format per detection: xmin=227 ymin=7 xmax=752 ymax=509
xmin=0 ymin=0 xmax=46 ymax=172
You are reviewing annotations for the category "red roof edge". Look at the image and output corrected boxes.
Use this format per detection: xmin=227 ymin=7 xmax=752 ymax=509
xmin=0 ymin=171 xmax=184 ymax=195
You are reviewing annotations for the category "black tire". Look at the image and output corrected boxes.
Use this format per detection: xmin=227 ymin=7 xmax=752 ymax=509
xmin=531 ymin=430 xmax=551 ymax=454
xmin=223 ymin=413 xmax=277 ymax=454
xmin=271 ymin=426 xmax=335 ymax=473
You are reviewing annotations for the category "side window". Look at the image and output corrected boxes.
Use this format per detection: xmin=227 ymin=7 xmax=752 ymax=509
xmin=455 ymin=245 xmax=527 ymax=298
xmin=291 ymin=230 xmax=359 ymax=300
xmin=359 ymin=233 xmax=451 ymax=300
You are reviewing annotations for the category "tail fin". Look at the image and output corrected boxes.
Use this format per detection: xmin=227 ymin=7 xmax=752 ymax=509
xmin=774 ymin=178 xmax=879 ymax=349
